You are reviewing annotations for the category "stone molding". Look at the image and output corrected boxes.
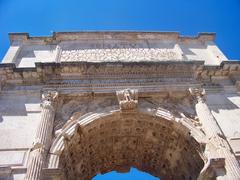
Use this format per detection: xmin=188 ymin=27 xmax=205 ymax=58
xmin=0 ymin=61 xmax=239 ymax=86
xmin=8 ymin=32 xmax=216 ymax=44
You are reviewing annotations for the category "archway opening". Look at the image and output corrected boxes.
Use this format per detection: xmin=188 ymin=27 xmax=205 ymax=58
xmin=93 ymin=167 xmax=159 ymax=180
xmin=59 ymin=112 xmax=205 ymax=180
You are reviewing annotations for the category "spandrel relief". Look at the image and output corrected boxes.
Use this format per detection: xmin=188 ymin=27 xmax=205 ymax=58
xmin=54 ymin=97 xmax=118 ymax=131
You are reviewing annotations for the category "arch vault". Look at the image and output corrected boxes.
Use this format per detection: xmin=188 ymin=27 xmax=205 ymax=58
xmin=48 ymin=108 xmax=205 ymax=180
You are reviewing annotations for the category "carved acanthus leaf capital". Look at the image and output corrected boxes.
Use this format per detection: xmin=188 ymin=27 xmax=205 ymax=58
xmin=189 ymin=88 xmax=206 ymax=102
xmin=116 ymin=89 xmax=138 ymax=111
xmin=41 ymin=91 xmax=59 ymax=109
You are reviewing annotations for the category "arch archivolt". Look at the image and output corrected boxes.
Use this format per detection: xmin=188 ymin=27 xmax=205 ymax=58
xmin=48 ymin=102 xmax=208 ymax=180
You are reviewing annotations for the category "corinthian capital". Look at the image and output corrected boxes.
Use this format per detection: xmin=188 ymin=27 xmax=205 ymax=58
xmin=41 ymin=91 xmax=59 ymax=109
xmin=189 ymin=88 xmax=206 ymax=102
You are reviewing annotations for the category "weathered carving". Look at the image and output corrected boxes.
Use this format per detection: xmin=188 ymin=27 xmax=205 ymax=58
xmin=41 ymin=91 xmax=59 ymax=110
xmin=116 ymin=89 xmax=138 ymax=110
xmin=189 ymin=87 xmax=206 ymax=102
xmin=53 ymin=97 xmax=118 ymax=132
xmin=60 ymin=42 xmax=180 ymax=62
xmin=189 ymin=88 xmax=240 ymax=179
xmin=59 ymin=112 xmax=204 ymax=180
xmin=198 ymin=157 xmax=225 ymax=180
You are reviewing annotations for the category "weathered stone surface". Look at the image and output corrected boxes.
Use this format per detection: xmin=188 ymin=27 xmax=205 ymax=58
xmin=2 ymin=32 xmax=227 ymax=67
xmin=60 ymin=112 xmax=204 ymax=180
xmin=0 ymin=32 xmax=240 ymax=180
xmin=116 ymin=89 xmax=138 ymax=111
xmin=25 ymin=91 xmax=58 ymax=180
xmin=60 ymin=41 xmax=181 ymax=62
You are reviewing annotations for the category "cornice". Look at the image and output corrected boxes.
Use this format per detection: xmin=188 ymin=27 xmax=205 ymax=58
xmin=0 ymin=61 xmax=239 ymax=87
xmin=1 ymin=61 xmax=239 ymax=98
xmin=8 ymin=31 xmax=215 ymax=45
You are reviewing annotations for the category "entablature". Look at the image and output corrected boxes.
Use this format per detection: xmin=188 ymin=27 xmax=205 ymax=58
xmin=0 ymin=61 xmax=239 ymax=89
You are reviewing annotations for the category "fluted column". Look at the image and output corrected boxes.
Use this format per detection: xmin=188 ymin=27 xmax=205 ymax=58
xmin=190 ymin=88 xmax=240 ymax=179
xmin=25 ymin=91 xmax=58 ymax=180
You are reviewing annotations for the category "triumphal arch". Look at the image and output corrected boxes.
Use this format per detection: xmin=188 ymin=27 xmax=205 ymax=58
xmin=0 ymin=32 xmax=240 ymax=179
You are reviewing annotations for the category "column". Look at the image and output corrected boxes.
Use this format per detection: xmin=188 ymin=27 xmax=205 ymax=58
xmin=189 ymin=88 xmax=240 ymax=179
xmin=25 ymin=91 xmax=58 ymax=180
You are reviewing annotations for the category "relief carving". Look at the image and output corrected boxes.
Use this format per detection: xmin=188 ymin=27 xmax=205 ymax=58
xmin=198 ymin=157 xmax=225 ymax=180
xmin=188 ymin=88 xmax=206 ymax=102
xmin=41 ymin=91 xmax=59 ymax=109
xmin=60 ymin=42 xmax=180 ymax=62
xmin=116 ymin=89 xmax=138 ymax=111
xmin=53 ymin=97 xmax=118 ymax=132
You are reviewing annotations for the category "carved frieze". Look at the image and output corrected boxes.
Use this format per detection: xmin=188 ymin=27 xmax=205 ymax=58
xmin=60 ymin=42 xmax=181 ymax=62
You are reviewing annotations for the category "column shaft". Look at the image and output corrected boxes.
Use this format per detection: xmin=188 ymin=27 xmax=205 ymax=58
xmin=25 ymin=91 xmax=58 ymax=180
xmin=195 ymin=95 xmax=240 ymax=179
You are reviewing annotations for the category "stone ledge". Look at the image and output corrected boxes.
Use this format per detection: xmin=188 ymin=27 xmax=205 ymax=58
xmin=2 ymin=60 xmax=240 ymax=70
xmin=0 ymin=166 xmax=26 ymax=175
xmin=42 ymin=168 xmax=62 ymax=177
xmin=0 ymin=61 xmax=239 ymax=87
xmin=8 ymin=31 xmax=216 ymax=44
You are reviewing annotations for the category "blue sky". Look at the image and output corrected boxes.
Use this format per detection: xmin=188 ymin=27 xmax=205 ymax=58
xmin=94 ymin=168 xmax=158 ymax=180
xmin=0 ymin=0 xmax=239 ymax=179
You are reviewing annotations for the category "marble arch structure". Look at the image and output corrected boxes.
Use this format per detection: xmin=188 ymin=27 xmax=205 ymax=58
xmin=0 ymin=32 xmax=240 ymax=180
xmin=49 ymin=107 xmax=205 ymax=180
